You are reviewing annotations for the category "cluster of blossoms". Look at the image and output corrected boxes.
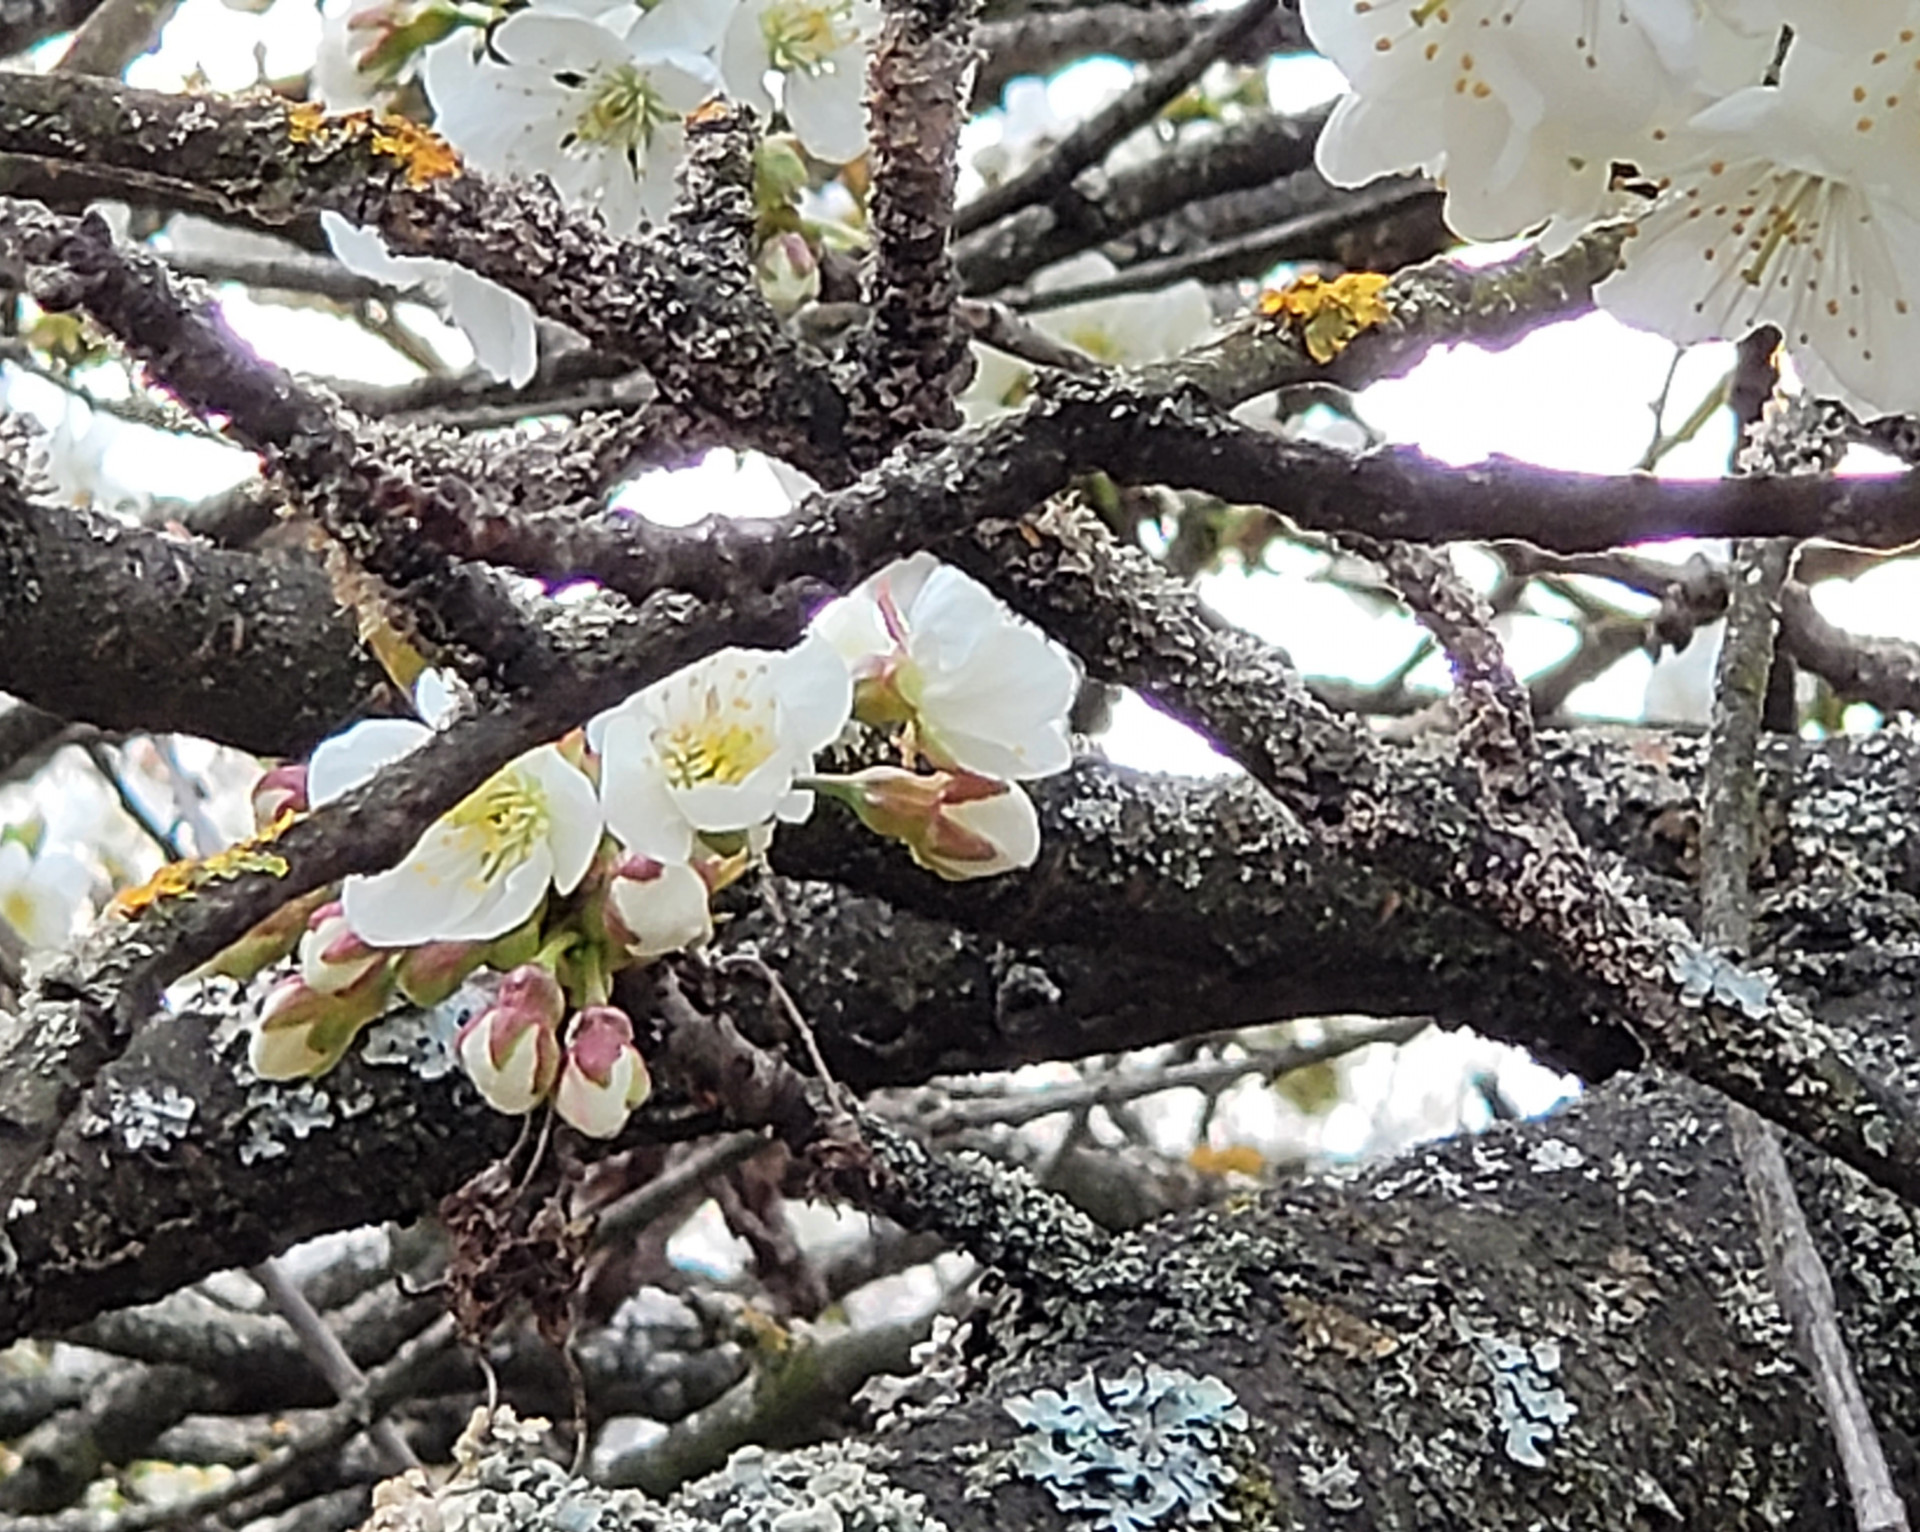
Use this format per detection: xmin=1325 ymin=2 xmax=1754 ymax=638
xmin=1305 ymin=0 xmax=1920 ymax=417
xmin=318 ymin=0 xmax=878 ymax=379
xmin=228 ymin=556 xmax=1076 ymax=1138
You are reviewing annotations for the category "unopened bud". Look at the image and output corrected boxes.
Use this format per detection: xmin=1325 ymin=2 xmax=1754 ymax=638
xmin=251 ymin=764 xmax=309 ymax=830
xmin=554 ymin=1006 xmax=651 ymax=1139
xmin=454 ymin=965 xmax=564 ymax=1114
xmin=605 ymin=854 xmax=713 ymax=960
xmin=394 ymin=939 xmax=488 ymax=1008
xmin=300 ymin=900 xmax=390 ymax=994
xmin=755 ymin=232 xmax=820 ymax=318
xmin=829 ymin=767 xmax=1040 ymax=881
xmin=250 ymin=962 xmax=393 ymax=1080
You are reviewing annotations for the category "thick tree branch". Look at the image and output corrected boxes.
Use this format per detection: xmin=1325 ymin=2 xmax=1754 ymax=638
xmin=944 ymin=498 xmax=1920 ymax=1209
xmin=839 ymin=0 xmax=976 ymax=443
xmin=0 ymin=477 xmax=389 ymax=754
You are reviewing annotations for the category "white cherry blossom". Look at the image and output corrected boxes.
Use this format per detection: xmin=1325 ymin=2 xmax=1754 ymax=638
xmin=720 ymin=0 xmax=880 ymax=163
xmin=308 ymin=716 xmax=433 ymax=807
xmin=341 ymin=745 xmax=602 ymax=945
xmin=1304 ymin=0 xmax=1773 ymax=247
xmin=1599 ymin=39 xmax=1920 ymax=416
xmin=322 ymin=213 xmax=539 ymax=387
xmin=0 ymin=839 xmax=89 ymax=950
xmin=423 ymin=7 xmax=721 ymax=234
xmin=595 ymin=637 xmax=853 ymax=862
xmin=813 ymin=553 xmax=1076 ymax=780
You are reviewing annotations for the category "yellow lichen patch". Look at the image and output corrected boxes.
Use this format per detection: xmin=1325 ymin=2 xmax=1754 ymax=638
xmin=370 ymin=115 xmax=461 ymax=186
xmin=1190 ymin=1143 xmax=1266 ymax=1178
xmin=287 ymin=103 xmax=459 ymax=187
xmin=107 ymin=861 xmax=199 ymax=918
xmin=1258 ymin=271 xmax=1394 ymax=364
xmin=285 ymin=100 xmax=332 ymax=146
xmin=107 ymin=813 xmax=296 ymax=918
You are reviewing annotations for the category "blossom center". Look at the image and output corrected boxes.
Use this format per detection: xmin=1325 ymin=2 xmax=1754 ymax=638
xmin=655 ymin=687 xmax=778 ymax=789
xmin=562 ymin=64 xmax=681 ymax=157
xmin=446 ymin=768 xmax=552 ymax=881
xmin=1 ymin=888 xmax=39 ymax=937
xmin=760 ymin=0 xmax=856 ymax=75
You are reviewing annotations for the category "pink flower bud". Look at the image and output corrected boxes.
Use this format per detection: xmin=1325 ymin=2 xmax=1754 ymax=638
xmin=251 ymin=764 xmax=309 ymax=830
xmin=250 ymin=962 xmax=392 ymax=1080
xmin=299 ymin=901 xmax=390 ymax=995
xmin=393 ymin=939 xmax=487 ymax=1008
xmin=454 ymin=966 xmax=564 ymax=1114
xmin=554 ymin=1006 xmax=651 ymax=1139
xmin=755 ymin=232 xmax=820 ymax=317
xmin=833 ymin=768 xmax=1041 ymax=880
xmin=200 ymin=888 xmax=329 ymax=981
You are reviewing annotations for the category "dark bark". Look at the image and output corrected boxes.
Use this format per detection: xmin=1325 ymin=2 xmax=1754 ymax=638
xmin=0 ymin=479 xmax=389 ymax=756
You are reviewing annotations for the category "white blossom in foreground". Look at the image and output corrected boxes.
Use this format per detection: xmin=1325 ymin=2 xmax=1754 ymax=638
xmin=814 ymin=553 xmax=1076 ymax=780
xmin=554 ymin=1006 xmax=652 ymax=1137
xmin=595 ymin=637 xmax=853 ymax=861
xmin=1303 ymin=0 xmax=1771 ymax=247
xmin=826 ymin=767 xmax=1042 ymax=880
xmin=341 ymin=744 xmax=601 ymax=945
xmin=961 ymin=253 xmax=1213 ymax=422
xmin=605 ymin=854 xmax=714 ymax=959
xmin=720 ymin=0 xmax=880 ymax=163
xmin=322 ymin=213 xmax=540 ymax=388
xmin=1599 ymin=35 xmax=1920 ymax=417
xmin=423 ymin=9 xmax=720 ymax=234
xmin=0 ymin=839 xmax=90 ymax=950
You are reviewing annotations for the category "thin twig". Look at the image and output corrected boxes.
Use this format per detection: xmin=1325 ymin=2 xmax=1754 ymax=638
xmin=924 ymin=1018 xmax=1427 ymax=1132
xmin=593 ymin=1129 xmax=772 ymax=1246
xmin=715 ymin=953 xmax=846 ymax=1109
xmin=1702 ymin=337 xmax=1910 ymax=1532
xmin=82 ymin=739 xmax=184 ymax=863
xmin=1017 ymin=177 xmax=1434 ymax=308
xmin=248 ymin=1258 xmax=419 ymax=1474
xmin=0 ymin=1317 xmax=456 ymax=1532
xmin=953 ymin=0 xmax=1276 ymax=238
xmin=957 ymin=297 xmax=1104 ymax=373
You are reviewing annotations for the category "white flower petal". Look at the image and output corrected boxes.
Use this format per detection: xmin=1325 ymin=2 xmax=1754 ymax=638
xmin=308 ymin=718 xmax=433 ymax=807
xmin=784 ymin=61 xmax=869 ymax=162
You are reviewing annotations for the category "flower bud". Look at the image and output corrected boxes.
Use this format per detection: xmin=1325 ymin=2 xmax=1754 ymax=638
xmin=200 ymin=887 xmax=330 ymax=981
xmin=554 ymin=1006 xmax=651 ymax=1139
xmin=605 ymin=854 xmax=713 ymax=961
xmin=300 ymin=900 xmax=390 ymax=995
xmin=831 ymin=768 xmax=1040 ymax=881
xmin=755 ymin=232 xmax=820 ymax=318
xmin=250 ymin=963 xmax=393 ymax=1080
xmin=394 ymin=939 xmax=488 ymax=1008
xmin=251 ymin=764 xmax=309 ymax=830
xmin=454 ymin=965 xmax=564 ymax=1114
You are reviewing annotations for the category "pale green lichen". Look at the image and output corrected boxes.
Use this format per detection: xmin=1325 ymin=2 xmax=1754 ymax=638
xmin=1003 ymin=1362 xmax=1249 ymax=1531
